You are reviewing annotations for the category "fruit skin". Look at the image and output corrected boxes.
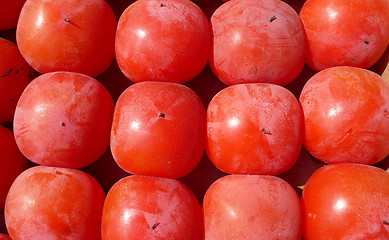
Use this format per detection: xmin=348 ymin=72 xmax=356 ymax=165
xmin=5 ymin=166 xmax=106 ymax=240
xmin=0 ymin=37 xmax=37 ymax=124
xmin=0 ymin=125 xmax=27 ymax=209
xmin=0 ymin=233 xmax=11 ymax=240
xmin=115 ymin=0 xmax=211 ymax=84
xmin=203 ymin=174 xmax=303 ymax=240
xmin=302 ymin=163 xmax=389 ymax=239
xmin=300 ymin=66 xmax=389 ymax=165
xmin=101 ymin=175 xmax=202 ymax=240
xmin=16 ymin=0 xmax=117 ymax=77
xmin=13 ymin=71 xmax=114 ymax=169
xmin=111 ymin=81 xmax=205 ymax=179
xmin=300 ymin=0 xmax=389 ymax=71
xmin=209 ymin=0 xmax=306 ymax=86
xmin=206 ymin=83 xmax=304 ymax=175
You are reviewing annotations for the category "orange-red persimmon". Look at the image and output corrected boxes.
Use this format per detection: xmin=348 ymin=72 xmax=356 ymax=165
xmin=13 ymin=71 xmax=114 ymax=168
xmin=0 ymin=37 xmax=36 ymax=123
xmin=206 ymin=83 xmax=304 ymax=175
xmin=302 ymin=163 xmax=389 ymax=239
xmin=300 ymin=66 xmax=389 ymax=165
xmin=300 ymin=0 xmax=389 ymax=71
xmin=110 ymin=81 xmax=205 ymax=178
xmin=5 ymin=166 xmax=105 ymax=240
xmin=209 ymin=0 xmax=306 ymax=86
xmin=0 ymin=125 xmax=27 ymax=209
xmin=203 ymin=174 xmax=302 ymax=239
xmin=115 ymin=0 xmax=211 ymax=83
xmin=101 ymin=175 xmax=202 ymax=240
xmin=16 ymin=0 xmax=117 ymax=76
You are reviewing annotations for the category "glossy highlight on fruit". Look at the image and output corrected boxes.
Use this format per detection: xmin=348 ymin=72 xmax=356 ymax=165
xmin=115 ymin=0 xmax=211 ymax=83
xmin=102 ymin=175 xmax=201 ymax=240
xmin=5 ymin=166 xmax=105 ymax=240
xmin=300 ymin=66 xmax=389 ymax=165
xmin=203 ymin=174 xmax=302 ymax=239
xmin=16 ymin=0 xmax=117 ymax=76
xmin=300 ymin=0 xmax=389 ymax=71
xmin=111 ymin=81 xmax=205 ymax=178
xmin=206 ymin=83 xmax=304 ymax=175
xmin=302 ymin=163 xmax=389 ymax=239
xmin=210 ymin=0 xmax=306 ymax=86
xmin=13 ymin=71 xmax=114 ymax=168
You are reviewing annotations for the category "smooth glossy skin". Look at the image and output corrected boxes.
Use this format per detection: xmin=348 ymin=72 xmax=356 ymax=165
xmin=302 ymin=163 xmax=389 ymax=239
xmin=206 ymin=83 xmax=304 ymax=175
xmin=203 ymin=174 xmax=302 ymax=240
xmin=13 ymin=72 xmax=114 ymax=168
xmin=0 ymin=0 xmax=26 ymax=30
xmin=16 ymin=0 xmax=117 ymax=77
xmin=300 ymin=66 xmax=389 ymax=165
xmin=111 ymin=82 xmax=205 ymax=179
xmin=300 ymin=0 xmax=389 ymax=71
xmin=210 ymin=0 xmax=306 ymax=86
xmin=0 ymin=125 xmax=27 ymax=209
xmin=115 ymin=0 xmax=211 ymax=83
xmin=101 ymin=175 xmax=202 ymax=240
xmin=0 ymin=38 xmax=36 ymax=123
xmin=5 ymin=166 xmax=105 ymax=240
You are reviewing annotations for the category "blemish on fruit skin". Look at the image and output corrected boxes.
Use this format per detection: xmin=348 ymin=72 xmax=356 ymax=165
xmin=28 ymin=70 xmax=34 ymax=78
xmin=261 ymin=128 xmax=272 ymax=135
xmin=151 ymin=222 xmax=159 ymax=230
xmin=60 ymin=122 xmax=66 ymax=126
xmin=159 ymin=112 xmax=165 ymax=118
xmin=364 ymin=40 xmax=369 ymax=44
xmin=383 ymin=221 xmax=389 ymax=225
xmin=344 ymin=57 xmax=356 ymax=62
xmin=64 ymin=18 xmax=71 ymax=23
xmin=269 ymin=15 xmax=276 ymax=22
xmin=0 ymin=68 xmax=12 ymax=78
xmin=160 ymin=3 xmax=166 ymax=7
xmin=253 ymin=67 xmax=258 ymax=78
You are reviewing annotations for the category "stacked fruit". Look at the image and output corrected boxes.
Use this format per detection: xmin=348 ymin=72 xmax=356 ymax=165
xmin=0 ymin=0 xmax=388 ymax=239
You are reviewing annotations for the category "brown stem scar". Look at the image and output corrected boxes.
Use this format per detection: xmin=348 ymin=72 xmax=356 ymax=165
xmin=261 ymin=128 xmax=272 ymax=135
xmin=151 ymin=222 xmax=159 ymax=230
